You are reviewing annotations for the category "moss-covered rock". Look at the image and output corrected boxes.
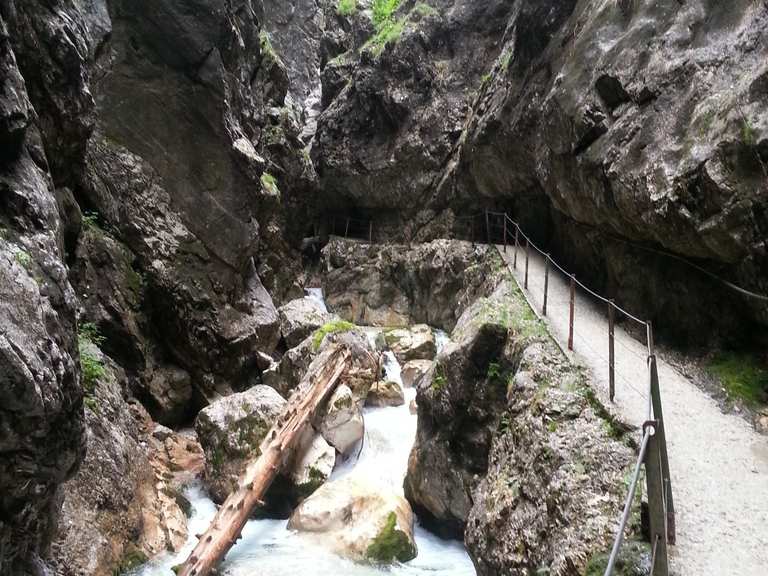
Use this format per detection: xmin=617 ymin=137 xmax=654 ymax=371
xmin=366 ymin=511 xmax=417 ymax=563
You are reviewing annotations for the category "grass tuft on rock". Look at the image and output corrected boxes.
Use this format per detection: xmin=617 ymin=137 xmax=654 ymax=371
xmin=337 ymin=0 xmax=357 ymax=16
xmin=312 ymin=319 xmax=356 ymax=350
xmin=78 ymin=322 xmax=106 ymax=395
xmin=260 ymin=172 xmax=280 ymax=198
xmin=365 ymin=511 xmax=416 ymax=563
xmin=372 ymin=0 xmax=401 ymax=28
xmin=707 ymin=352 xmax=768 ymax=407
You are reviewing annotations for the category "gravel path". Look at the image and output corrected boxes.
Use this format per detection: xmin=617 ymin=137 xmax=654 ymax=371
xmin=497 ymin=245 xmax=768 ymax=576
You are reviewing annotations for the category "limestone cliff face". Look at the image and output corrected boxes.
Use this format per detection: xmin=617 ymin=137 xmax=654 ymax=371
xmin=0 ymin=0 xmax=316 ymax=572
xmin=314 ymin=0 xmax=768 ymax=343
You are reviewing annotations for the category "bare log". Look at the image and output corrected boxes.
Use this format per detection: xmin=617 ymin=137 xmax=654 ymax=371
xmin=175 ymin=347 xmax=352 ymax=576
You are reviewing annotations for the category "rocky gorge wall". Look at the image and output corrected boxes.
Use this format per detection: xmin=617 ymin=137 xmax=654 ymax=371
xmin=314 ymin=0 xmax=768 ymax=345
xmin=1 ymin=0 xmax=766 ymax=574
xmin=0 ymin=0 xmax=314 ymax=572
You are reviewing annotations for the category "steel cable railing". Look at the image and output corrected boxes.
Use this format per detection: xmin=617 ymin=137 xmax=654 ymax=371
xmin=485 ymin=210 xmax=674 ymax=576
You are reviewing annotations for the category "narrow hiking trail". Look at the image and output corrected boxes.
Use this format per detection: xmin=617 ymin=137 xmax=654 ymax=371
xmin=497 ymin=245 xmax=768 ymax=576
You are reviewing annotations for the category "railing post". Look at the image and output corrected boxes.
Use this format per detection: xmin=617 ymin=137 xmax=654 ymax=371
xmin=503 ymin=216 xmax=507 ymax=252
xmin=485 ymin=209 xmax=491 ymax=244
xmin=345 ymin=217 xmax=350 ymax=238
xmin=513 ymin=226 xmax=519 ymax=270
xmin=524 ymin=239 xmax=529 ymax=290
xmin=471 ymin=219 xmax=476 ymax=246
xmin=608 ymin=300 xmax=616 ymax=402
xmin=645 ymin=424 xmax=669 ymax=576
xmin=647 ymin=321 xmax=655 ymax=358
xmin=568 ymin=274 xmax=575 ymax=351
xmin=368 ymin=220 xmax=373 ymax=243
xmin=649 ymin=355 xmax=675 ymax=544
xmin=543 ymin=254 xmax=550 ymax=316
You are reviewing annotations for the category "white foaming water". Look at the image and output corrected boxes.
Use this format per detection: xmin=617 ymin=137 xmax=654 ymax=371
xmin=305 ymin=287 xmax=328 ymax=313
xmin=134 ymin=327 xmax=474 ymax=576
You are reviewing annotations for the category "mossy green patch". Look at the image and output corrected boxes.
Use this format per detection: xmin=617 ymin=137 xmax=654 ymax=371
xmin=707 ymin=352 xmax=768 ymax=407
xmin=312 ymin=320 xmax=356 ymax=350
xmin=412 ymin=2 xmax=437 ymax=18
xmin=112 ymin=546 xmax=148 ymax=575
xmin=365 ymin=511 xmax=416 ymax=563
xmin=365 ymin=17 xmax=406 ymax=54
xmin=261 ymin=172 xmax=280 ymax=198
xmin=372 ymin=0 xmax=401 ymax=28
xmin=337 ymin=0 xmax=357 ymax=16
xmin=15 ymin=250 xmax=32 ymax=270
xmin=78 ymin=322 xmax=106 ymax=396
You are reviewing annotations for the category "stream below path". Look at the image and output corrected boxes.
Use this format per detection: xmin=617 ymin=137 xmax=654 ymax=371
xmin=133 ymin=325 xmax=475 ymax=576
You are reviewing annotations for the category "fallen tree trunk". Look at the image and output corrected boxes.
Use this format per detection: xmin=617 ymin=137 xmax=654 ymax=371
xmin=175 ymin=347 xmax=352 ymax=576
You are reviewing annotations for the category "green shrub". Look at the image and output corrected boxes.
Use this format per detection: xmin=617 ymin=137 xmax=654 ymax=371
xmin=372 ymin=0 xmax=401 ymax=29
xmin=78 ymin=322 xmax=106 ymax=394
xmin=261 ymin=172 xmax=280 ymax=197
xmin=366 ymin=18 xmax=406 ymax=54
xmin=337 ymin=0 xmax=357 ymax=16
xmin=82 ymin=211 xmax=100 ymax=230
xmin=312 ymin=320 xmax=356 ymax=350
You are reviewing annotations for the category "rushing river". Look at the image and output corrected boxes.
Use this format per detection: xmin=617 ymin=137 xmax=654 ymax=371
xmin=134 ymin=302 xmax=475 ymax=576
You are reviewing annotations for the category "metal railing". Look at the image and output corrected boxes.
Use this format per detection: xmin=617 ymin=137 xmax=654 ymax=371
xmin=484 ymin=210 xmax=675 ymax=576
xmin=329 ymin=216 xmax=374 ymax=242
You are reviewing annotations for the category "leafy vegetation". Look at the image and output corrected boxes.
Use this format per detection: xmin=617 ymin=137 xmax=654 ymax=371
xmin=312 ymin=320 xmax=356 ymax=350
xmin=584 ymin=541 xmax=650 ymax=576
xmin=337 ymin=0 xmax=357 ymax=16
xmin=372 ymin=0 xmax=401 ymax=28
xmin=412 ymin=2 xmax=437 ymax=18
xmin=15 ymin=250 xmax=32 ymax=269
xmin=261 ymin=172 xmax=280 ymax=197
xmin=78 ymin=322 xmax=106 ymax=395
xmin=82 ymin=211 xmax=100 ymax=230
xmin=741 ymin=117 xmax=757 ymax=146
xmin=365 ymin=511 xmax=417 ymax=563
xmin=707 ymin=352 xmax=768 ymax=407
xmin=366 ymin=18 xmax=406 ymax=54
xmin=431 ymin=363 xmax=447 ymax=391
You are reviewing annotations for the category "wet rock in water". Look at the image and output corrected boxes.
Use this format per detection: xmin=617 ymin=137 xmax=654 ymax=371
xmin=405 ymin=284 xmax=514 ymax=539
xmin=319 ymin=385 xmax=364 ymax=455
xmin=289 ymin=431 xmax=336 ymax=499
xmin=288 ymin=476 xmax=417 ymax=564
xmin=384 ymin=324 xmax=437 ymax=364
xmin=400 ymin=359 xmax=434 ymax=388
xmin=195 ymin=386 xmax=286 ymax=503
xmin=366 ymin=381 xmax=405 ymax=408
xmin=278 ymin=297 xmax=333 ymax=348
xmin=322 ymin=239 xmax=499 ymax=331
xmin=756 ymin=408 xmax=768 ymax=435
xmin=263 ymin=335 xmax=317 ymax=396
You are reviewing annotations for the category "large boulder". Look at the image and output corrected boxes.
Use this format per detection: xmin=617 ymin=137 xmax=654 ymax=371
xmin=262 ymin=335 xmax=317 ymax=396
xmin=366 ymin=381 xmax=405 ymax=408
xmin=400 ymin=360 xmax=433 ymax=389
xmin=404 ymin=283 xmax=517 ymax=539
xmin=288 ymin=476 xmax=417 ymax=564
xmin=278 ymin=297 xmax=332 ymax=348
xmin=319 ymin=385 xmax=364 ymax=456
xmin=322 ymin=239 xmax=500 ymax=331
xmin=195 ymin=386 xmax=286 ymax=503
xmin=289 ymin=432 xmax=337 ymax=499
xmin=384 ymin=324 xmax=437 ymax=363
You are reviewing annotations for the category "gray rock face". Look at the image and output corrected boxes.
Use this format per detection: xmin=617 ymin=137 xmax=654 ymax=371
xmin=465 ymin=340 xmax=633 ymax=576
xmin=315 ymin=0 xmax=768 ymax=341
xmin=384 ymin=324 xmax=437 ymax=364
xmin=278 ymin=297 xmax=332 ymax=348
xmin=320 ymin=384 xmax=364 ymax=455
xmin=366 ymin=380 xmax=405 ymax=408
xmin=0 ymin=8 xmax=84 ymax=573
xmin=195 ymin=385 xmax=287 ymax=504
xmin=404 ymin=283 xmax=513 ymax=539
xmin=322 ymin=238 xmax=500 ymax=331
xmin=405 ymin=277 xmax=633 ymax=574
